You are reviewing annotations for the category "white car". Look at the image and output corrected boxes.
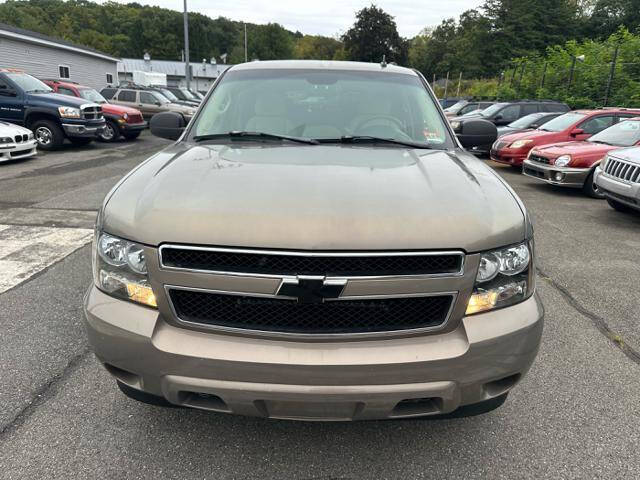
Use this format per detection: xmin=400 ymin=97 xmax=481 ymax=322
xmin=0 ymin=122 xmax=37 ymax=163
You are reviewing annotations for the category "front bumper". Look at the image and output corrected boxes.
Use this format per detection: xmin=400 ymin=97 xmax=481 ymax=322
xmin=594 ymin=167 xmax=640 ymax=211
xmin=490 ymin=149 xmax=528 ymax=166
xmin=0 ymin=139 xmax=37 ymax=162
xmin=62 ymin=121 xmax=105 ymax=137
xmin=119 ymin=121 xmax=148 ymax=133
xmin=523 ymin=159 xmax=590 ymax=187
xmin=84 ymin=286 xmax=544 ymax=421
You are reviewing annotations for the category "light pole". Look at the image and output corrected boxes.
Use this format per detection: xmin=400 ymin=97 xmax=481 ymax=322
xmin=568 ymin=54 xmax=585 ymax=88
xmin=183 ymin=0 xmax=190 ymax=89
xmin=244 ymin=23 xmax=248 ymax=62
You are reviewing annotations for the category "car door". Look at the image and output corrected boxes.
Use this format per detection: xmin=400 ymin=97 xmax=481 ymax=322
xmin=0 ymin=76 xmax=25 ymax=124
xmin=139 ymin=91 xmax=163 ymax=118
xmin=115 ymin=89 xmax=138 ymax=112
xmin=493 ymin=104 xmax=520 ymax=125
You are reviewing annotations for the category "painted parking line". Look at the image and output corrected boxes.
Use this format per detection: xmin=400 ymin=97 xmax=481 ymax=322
xmin=0 ymin=224 xmax=93 ymax=294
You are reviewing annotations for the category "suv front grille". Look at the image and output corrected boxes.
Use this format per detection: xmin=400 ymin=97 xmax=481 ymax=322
xmin=168 ymin=288 xmax=454 ymax=334
xmin=604 ymin=157 xmax=640 ymax=184
xmin=160 ymin=247 xmax=464 ymax=277
xmin=529 ymin=154 xmax=551 ymax=164
xmin=81 ymin=105 xmax=103 ymax=121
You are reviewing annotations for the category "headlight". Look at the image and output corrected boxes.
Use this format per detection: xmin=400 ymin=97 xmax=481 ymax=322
xmin=0 ymin=137 xmax=12 ymax=144
xmin=450 ymin=121 xmax=461 ymax=131
xmin=510 ymin=139 xmax=533 ymax=149
xmin=466 ymin=241 xmax=534 ymax=315
xmin=58 ymin=106 xmax=81 ymax=118
xmin=554 ymin=155 xmax=571 ymax=167
xmin=122 ymin=112 xmax=129 ymax=120
xmin=600 ymin=155 xmax=609 ymax=171
xmin=93 ymin=232 xmax=157 ymax=308
xmin=28 ymin=132 xmax=34 ymax=140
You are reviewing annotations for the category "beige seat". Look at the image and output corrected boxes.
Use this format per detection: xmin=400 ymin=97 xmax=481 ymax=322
xmin=246 ymin=93 xmax=293 ymax=134
xmin=347 ymin=96 xmax=397 ymax=134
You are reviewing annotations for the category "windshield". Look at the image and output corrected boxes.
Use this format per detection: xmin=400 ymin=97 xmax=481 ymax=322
xmin=539 ymin=112 xmax=586 ymax=132
xmin=443 ymin=100 xmax=466 ymax=113
xmin=6 ymin=73 xmax=52 ymax=93
xmin=478 ymin=103 xmax=508 ymax=117
xmin=180 ymin=88 xmax=197 ymax=100
xmin=588 ymin=120 xmax=640 ymax=147
xmin=78 ymin=88 xmax=107 ymax=103
xmin=191 ymin=68 xmax=451 ymax=148
xmin=151 ymin=91 xmax=171 ymax=104
xmin=507 ymin=113 xmax=542 ymax=129
xmin=159 ymin=89 xmax=179 ymax=102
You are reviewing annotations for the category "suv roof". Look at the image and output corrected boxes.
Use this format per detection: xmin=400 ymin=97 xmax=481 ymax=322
xmin=231 ymin=60 xmax=418 ymax=76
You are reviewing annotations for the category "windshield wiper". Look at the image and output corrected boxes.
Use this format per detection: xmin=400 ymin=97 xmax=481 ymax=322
xmin=27 ymin=89 xmax=51 ymax=93
xmin=589 ymin=140 xmax=612 ymax=145
xmin=193 ymin=131 xmax=319 ymax=145
xmin=319 ymin=135 xmax=433 ymax=149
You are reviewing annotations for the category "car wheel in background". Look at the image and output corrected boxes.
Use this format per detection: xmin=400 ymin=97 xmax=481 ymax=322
xmin=583 ymin=170 xmax=605 ymax=199
xmin=98 ymin=120 xmax=120 ymax=142
xmin=32 ymin=119 xmax=64 ymax=151
xmin=606 ymin=198 xmax=634 ymax=213
xmin=69 ymin=137 xmax=93 ymax=146
xmin=122 ymin=131 xmax=141 ymax=141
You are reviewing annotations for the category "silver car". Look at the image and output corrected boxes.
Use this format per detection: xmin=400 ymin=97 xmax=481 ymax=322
xmin=84 ymin=60 xmax=543 ymax=421
xmin=595 ymin=147 xmax=640 ymax=213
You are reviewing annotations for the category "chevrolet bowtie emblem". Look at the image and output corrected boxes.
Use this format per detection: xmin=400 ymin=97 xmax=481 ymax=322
xmin=277 ymin=277 xmax=346 ymax=304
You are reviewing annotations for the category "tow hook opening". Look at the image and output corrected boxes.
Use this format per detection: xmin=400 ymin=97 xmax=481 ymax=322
xmin=178 ymin=391 xmax=230 ymax=412
xmin=484 ymin=373 xmax=521 ymax=397
xmin=392 ymin=397 xmax=444 ymax=416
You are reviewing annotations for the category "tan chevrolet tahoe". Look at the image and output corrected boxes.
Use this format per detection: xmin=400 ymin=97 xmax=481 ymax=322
xmin=84 ymin=60 xmax=543 ymax=421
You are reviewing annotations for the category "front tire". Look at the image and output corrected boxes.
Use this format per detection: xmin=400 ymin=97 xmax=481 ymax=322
xmin=583 ymin=170 xmax=604 ymax=198
xmin=98 ymin=120 xmax=120 ymax=142
xmin=606 ymin=197 xmax=635 ymax=213
xmin=32 ymin=119 xmax=64 ymax=151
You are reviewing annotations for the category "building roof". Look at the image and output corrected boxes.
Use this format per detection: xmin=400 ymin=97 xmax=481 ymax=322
xmin=0 ymin=22 xmax=120 ymax=62
xmin=118 ymin=58 xmax=231 ymax=79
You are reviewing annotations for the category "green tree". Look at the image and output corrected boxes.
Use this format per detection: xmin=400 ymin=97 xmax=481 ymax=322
xmin=342 ymin=5 xmax=407 ymax=64
xmin=294 ymin=35 xmax=342 ymax=60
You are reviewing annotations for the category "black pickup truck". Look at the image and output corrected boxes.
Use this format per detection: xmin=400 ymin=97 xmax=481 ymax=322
xmin=0 ymin=69 xmax=105 ymax=150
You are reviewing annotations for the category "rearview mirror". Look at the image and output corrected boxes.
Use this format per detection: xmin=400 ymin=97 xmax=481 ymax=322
xmin=454 ymin=118 xmax=498 ymax=149
xmin=150 ymin=111 xmax=187 ymax=141
xmin=570 ymin=128 xmax=584 ymax=137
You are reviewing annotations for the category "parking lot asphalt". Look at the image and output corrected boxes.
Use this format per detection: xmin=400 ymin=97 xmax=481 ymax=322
xmin=1 ymin=135 xmax=639 ymax=479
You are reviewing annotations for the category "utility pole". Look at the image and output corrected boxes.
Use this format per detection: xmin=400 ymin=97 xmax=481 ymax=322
xmin=604 ymin=43 xmax=619 ymax=106
xmin=540 ymin=62 xmax=547 ymax=90
xmin=244 ymin=23 xmax=248 ymax=62
xmin=443 ymin=71 xmax=450 ymax=98
xmin=183 ymin=0 xmax=190 ymax=89
xmin=456 ymin=72 xmax=462 ymax=97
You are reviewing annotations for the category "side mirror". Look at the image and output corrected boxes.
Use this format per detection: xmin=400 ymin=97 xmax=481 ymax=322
xmin=454 ymin=118 xmax=498 ymax=149
xmin=570 ymin=128 xmax=584 ymax=137
xmin=494 ymin=114 xmax=503 ymax=122
xmin=150 ymin=111 xmax=186 ymax=141
xmin=155 ymin=101 xmax=162 ymax=106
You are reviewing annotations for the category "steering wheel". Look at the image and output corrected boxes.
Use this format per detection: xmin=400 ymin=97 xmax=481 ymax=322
xmin=354 ymin=115 xmax=404 ymax=132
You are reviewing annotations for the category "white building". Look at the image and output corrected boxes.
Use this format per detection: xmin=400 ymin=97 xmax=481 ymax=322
xmin=0 ymin=22 xmax=120 ymax=90
xmin=118 ymin=57 xmax=232 ymax=92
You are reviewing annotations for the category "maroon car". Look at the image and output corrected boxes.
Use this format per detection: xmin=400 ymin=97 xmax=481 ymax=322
xmin=522 ymin=117 xmax=640 ymax=197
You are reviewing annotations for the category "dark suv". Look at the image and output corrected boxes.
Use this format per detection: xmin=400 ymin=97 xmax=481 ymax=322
xmin=451 ymin=100 xmax=570 ymax=154
xmin=0 ymin=69 xmax=105 ymax=149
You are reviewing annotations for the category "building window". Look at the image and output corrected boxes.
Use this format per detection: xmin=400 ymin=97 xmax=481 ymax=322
xmin=58 ymin=65 xmax=70 ymax=79
xmin=106 ymin=73 xmax=113 ymax=84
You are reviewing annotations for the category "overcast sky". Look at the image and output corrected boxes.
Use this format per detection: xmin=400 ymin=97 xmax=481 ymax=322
xmin=110 ymin=0 xmax=483 ymax=38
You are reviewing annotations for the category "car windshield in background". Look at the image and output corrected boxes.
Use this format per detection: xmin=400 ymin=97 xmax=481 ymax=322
xmin=151 ymin=91 xmax=171 ymax=103
xmin=588 ymin=120 xmax=640 ymax=146
xmin=6 ymin=73 xmax=52 ymax=93
xmin=180 ymin=88 xmax=197 ymax=100
xmin=191 ymin=68 xmax=451 ymax=148
xmin=79 ymin=88 xmax=107 ymax=103
xmin=444 ymin=100 xmax=466 ymax=112
xmin=158 ymin=89 xmax=179 ymax=101
xmin=507 ymin=113 xmax=543 ymax=129
xmin=539 ymin=112 xmax=586 ymax=132
xmin=478 ymin=103 xmax=507 ymax=117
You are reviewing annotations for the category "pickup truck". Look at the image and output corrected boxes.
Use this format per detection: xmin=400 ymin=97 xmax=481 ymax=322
xmin=0 ymin=69 xmax=105 ymax=150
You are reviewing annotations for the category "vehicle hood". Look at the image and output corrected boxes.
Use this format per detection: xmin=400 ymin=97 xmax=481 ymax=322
xmin=29 ymin=92 xmax=93 ymax=108
xmin=101 ymin=103 xmax=141 ymax=116
xmin=497 ymin=126 xmax=529 ymax=137
xmin=499 ymin=129 xmax=565 ymax=145
xmin=0 ymin=121 xmax=31 ymax=135
xmin=451 ymin=113 xmax=483 ymax=122
xmin=533 ymin=141 xmax=620 ymax=167
xmin=102 ymin=144 xmax=526 ymax=252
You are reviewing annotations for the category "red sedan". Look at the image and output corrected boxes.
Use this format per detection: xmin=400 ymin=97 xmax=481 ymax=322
xmin=490 ymin=108 xmax=640 ymax=167
xmin=522 ymin=117 xmax=640 ymax=197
